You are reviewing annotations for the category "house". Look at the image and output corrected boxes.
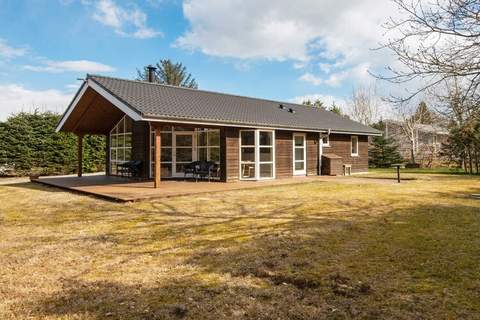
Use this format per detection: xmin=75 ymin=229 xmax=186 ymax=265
xmin=383 ymin=120 xmax=449 ymax=166
xmin=56 ymin=72 xmax=381 ymax=188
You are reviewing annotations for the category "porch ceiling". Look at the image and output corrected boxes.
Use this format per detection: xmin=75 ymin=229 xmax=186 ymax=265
xmin=59 ymin=86 xmax=125 ymax=135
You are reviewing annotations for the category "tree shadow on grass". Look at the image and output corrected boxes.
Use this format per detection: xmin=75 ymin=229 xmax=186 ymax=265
xmin=1 ymin=181 xmax=66 ymax=193
xmin=28 ymin=277 xmax=332 ymax=320
xmin=24 ymin=200 xmax=480 ymax=320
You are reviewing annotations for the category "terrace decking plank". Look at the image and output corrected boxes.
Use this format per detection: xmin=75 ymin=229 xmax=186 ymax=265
xmin=32 ymin=175 xmax=334 ymax=202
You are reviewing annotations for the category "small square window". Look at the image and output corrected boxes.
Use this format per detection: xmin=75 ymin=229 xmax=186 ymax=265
xmin=322 ymin=135 xmax=329 ymax=146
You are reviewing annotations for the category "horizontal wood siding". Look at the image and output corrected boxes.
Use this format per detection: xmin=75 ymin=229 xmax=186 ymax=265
xmin=275 ymin=130 xmax=293 ymax=178
xmin=132 ymin=121 xmax=150 ymax=179
xmin=220 ymin=127 xmax=227 ymax=182
xmin=326 ymin=134 xmax=369 ymax=173
xmin=225 ymin=127 xmax=240 ymax=181
xmin=306 ymin=132 xmax=319 ymax=176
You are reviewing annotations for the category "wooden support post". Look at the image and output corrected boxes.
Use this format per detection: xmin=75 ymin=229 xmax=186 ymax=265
xmin=77 ymin=134 xmax=84 ymax=177
xmin=154 ymin=126 xmax=162 ymax=188
xmin=397 ymin=165 xmax=401 ymax=183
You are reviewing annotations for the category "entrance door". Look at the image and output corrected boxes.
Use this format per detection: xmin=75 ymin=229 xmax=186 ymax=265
xmin=293 ymin=133 xmax=306 ymax=175
xmin=173 ymin=132 xmax=195 ymax=176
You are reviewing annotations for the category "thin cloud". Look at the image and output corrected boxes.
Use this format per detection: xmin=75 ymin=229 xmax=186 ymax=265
xmin=0 ymin=39 xmax=27 ymax=59
xmin=0 ymin=84 xmax=72 ymax=120
xmin=24 ymin=59 xmax=116 ymax=73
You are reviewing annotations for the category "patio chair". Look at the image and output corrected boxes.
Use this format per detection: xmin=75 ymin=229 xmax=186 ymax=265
xmin=130 ymin=160 xmax=143 ymax=178
xmin=184 ymin=161 xmax=201 ymax=180
xmin=117 ymin=160 xmax=142 ymax=178
xmin=194 ymin=161 xmax=216 ymax=182
xmin=117 ymin=160 xmax=134 ymax=177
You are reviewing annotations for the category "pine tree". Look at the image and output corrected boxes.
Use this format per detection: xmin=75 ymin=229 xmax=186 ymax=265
xmin=369 ymin=121 xmax=403 ymax=167
xmin=329 ymin=102 xmax=342 ymax=115
xmin=302 ymin=99 xmax=325 ymax=109
xmin=137 ymin=59 xmax=198 ymax=88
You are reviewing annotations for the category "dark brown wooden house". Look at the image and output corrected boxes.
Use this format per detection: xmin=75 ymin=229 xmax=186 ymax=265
xmin=56 ymin=74 xmax=380 ymax=188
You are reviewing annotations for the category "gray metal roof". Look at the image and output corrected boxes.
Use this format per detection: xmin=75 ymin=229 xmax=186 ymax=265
xmin=88 ymin=75 xmax=381 ymax=135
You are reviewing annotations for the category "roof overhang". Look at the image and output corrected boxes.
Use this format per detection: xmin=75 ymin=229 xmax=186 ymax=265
xmin=55 ymin=79 xmax=142 ymax=134
xmin=56 ymin=78 xmax=382 ymax=136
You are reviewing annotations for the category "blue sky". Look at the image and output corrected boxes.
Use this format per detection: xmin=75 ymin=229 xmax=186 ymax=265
xmin=0 ymin=0 xmax=399 ymax=120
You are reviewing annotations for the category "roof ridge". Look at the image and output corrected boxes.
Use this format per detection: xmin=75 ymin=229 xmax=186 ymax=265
xmin=87 ymin=74 xmax=328 ymax=112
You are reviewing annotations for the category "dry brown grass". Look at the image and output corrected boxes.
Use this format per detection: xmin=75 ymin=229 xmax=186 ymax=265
xmin=0 ymin=174 xmax=479 ymax=319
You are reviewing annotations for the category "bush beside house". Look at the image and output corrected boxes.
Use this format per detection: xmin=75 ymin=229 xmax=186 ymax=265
xmin=0 ymin=111 xmax=105 ymax=177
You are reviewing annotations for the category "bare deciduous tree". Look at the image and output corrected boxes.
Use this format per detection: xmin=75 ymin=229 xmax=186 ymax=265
xmin=348 ymin=85 xmax=379 ymax=125
xmin=378 ymin=0 xmax=480 ymax=107
xmin=396 ymin=101 xmax=430 ymax=164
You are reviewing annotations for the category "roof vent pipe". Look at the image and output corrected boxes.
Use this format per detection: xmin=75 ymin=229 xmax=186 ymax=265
xmin=146 ymin=65 xmax=157 ymax=83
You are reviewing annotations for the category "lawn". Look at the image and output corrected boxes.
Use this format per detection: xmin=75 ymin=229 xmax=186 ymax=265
xmin=0 ymin=174 xmax=479 ymax=319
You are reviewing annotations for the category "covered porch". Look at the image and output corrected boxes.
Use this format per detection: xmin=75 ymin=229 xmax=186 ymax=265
xmin=57 ymin=80 xmax=227 ymax=188
xmin=32 ymin=174 xmax=331 ymax=202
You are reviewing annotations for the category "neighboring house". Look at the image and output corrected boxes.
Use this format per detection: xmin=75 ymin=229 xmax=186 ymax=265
xmin=383 ymin=120 xmax=449 ymax=166
xmin=56 ymin=73 xmax=380 ymax=188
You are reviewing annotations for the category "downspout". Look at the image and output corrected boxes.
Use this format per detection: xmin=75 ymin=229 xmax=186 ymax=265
xmin=318 ymin=134 xmax=322 ymax=175
xmin=318 ymin=129 xmax=330 ymax=175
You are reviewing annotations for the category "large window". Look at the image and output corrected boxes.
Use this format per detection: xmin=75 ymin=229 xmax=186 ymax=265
xmin=196 ymin=129 xmax=220 ymax=163
xmin=110 ymin=115 xmax=133 ymax=175
xmin=259 ymin=131 xmax=274 ymax=178
xmin=240 ymin=130 xmax=275 ymax=180
xmin=351 ymin=136 xmax=359 ymax=156
xmin=150 ymin=126 xmax=220 ymax=178
xmin=240 ymin=131 xmax=256 ymax=179
xmin=150 ymin=126 xmax=173 ymax=178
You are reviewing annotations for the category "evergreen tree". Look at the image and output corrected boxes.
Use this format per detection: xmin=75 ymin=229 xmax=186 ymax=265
xmin=0 ymin=111 xmax=105 ymax=175
xmin=137 ymin=59 xmax=198 ymax=88
xmin=414 ymin=101 xmax=435 ymax=124
xmin=369 ymin=121 xmax=404 ymax=167
xmin=329 ymin=102 xmax=342 ymax=115
xmin=302 ymin=99 xmax=325 ymax=109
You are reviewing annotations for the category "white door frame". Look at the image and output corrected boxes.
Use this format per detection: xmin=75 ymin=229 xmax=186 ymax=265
xmin=172 ymin=131 xmax=196 ymax=177
xmin=293 ymin=133 xmax=306 ymax=176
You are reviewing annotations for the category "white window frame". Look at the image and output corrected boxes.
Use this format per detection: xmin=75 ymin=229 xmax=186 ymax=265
xmin=351 ymin=135 xmax=359 ymax=157
xmin=321 ymin=134 xmax=330 ymax=147
xmin=149 ymin=126 xmax=221 ymax=179
xmin=109 ymin=115 xmax=133 ymax=176
xmin=293 ymin=133 xmax=307 ymax=176
xmin=239 ymin=129 xmax=276 ymax=181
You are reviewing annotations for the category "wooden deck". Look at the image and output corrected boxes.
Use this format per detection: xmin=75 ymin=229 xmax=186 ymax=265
xmin=32 ymin=174 xmax=335 ymax=202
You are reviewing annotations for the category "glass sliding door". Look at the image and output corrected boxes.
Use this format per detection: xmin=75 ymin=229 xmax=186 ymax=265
xmin=173 ymin=132 xmax=194 ymax=176
xmin=240 ymin=130 xmax=256 ymax=179
xmin=240 ymin=129 xmax=275 ymax=180
xmin=150 ymin=126 xmax=221 ymax=179
xmin=293 ymin=133 xmax=306 ymax=175
xmin=259 ymin=131 xmax=273 ymax=178
xmin=150 ymin=126 xmax=173 ymax=178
